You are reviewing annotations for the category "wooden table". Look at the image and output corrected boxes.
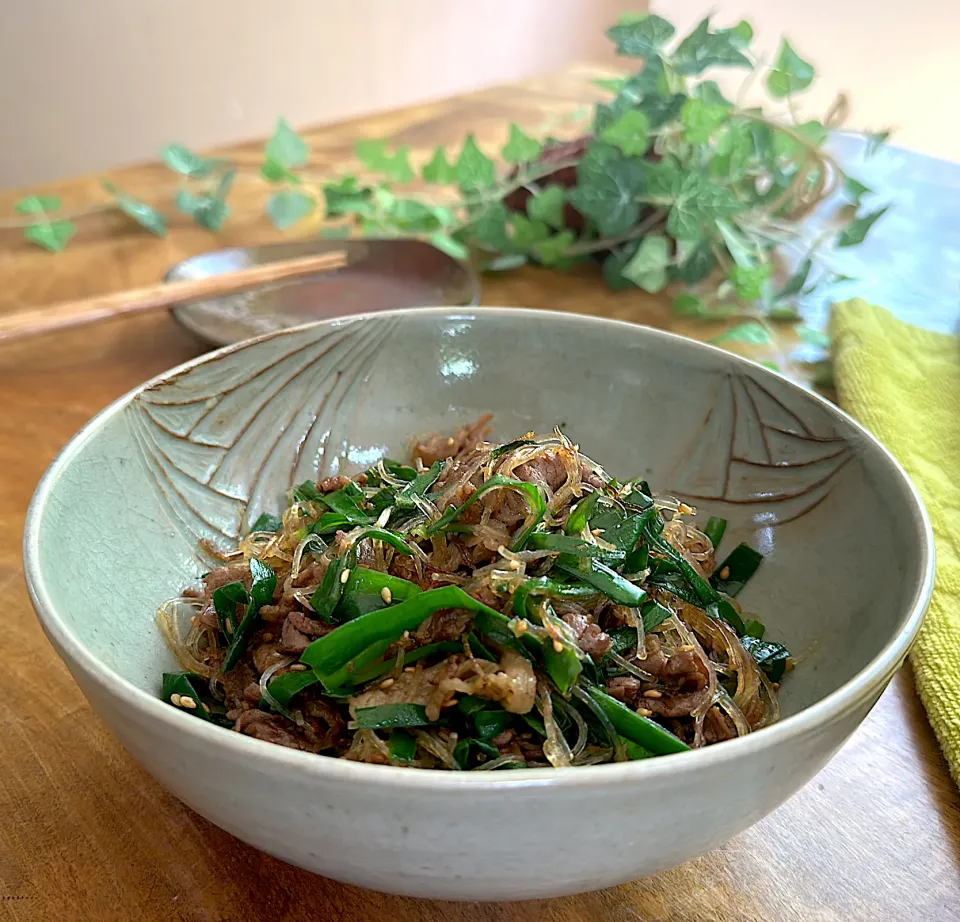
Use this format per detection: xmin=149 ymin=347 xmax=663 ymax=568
xmin=1 ymin=65 xmax=958 ymax=922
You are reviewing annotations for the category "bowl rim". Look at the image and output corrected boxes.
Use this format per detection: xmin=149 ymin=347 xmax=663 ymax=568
xmin=23 ymin=305 xmax=936 ymax=791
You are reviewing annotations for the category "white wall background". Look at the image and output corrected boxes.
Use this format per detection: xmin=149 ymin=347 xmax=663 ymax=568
xmin=0 ymin=0 xmax=625 ymax=189
xmin=652 ymin=0 xmax=960 ymax=161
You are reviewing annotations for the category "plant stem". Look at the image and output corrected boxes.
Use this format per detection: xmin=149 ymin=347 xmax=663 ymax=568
xmin=561 ymin=210 xmax=668 ymax=256
xmin=0 ymin=202 xmax=117 ymax=229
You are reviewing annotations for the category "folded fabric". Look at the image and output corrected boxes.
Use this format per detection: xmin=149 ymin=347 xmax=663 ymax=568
xmin=831 ymin=298 xmax=959 ymax=785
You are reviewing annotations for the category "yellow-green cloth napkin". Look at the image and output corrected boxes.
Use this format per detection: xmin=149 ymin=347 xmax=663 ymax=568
xmin=831 ymin=298 xmax=959 ymax=784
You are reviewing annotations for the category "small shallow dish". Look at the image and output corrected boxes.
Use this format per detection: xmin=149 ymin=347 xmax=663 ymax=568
xmin=166 ymin=239 xmax=480 ymax=346
xmin=24 ymin=308 xmax=933 ymax=900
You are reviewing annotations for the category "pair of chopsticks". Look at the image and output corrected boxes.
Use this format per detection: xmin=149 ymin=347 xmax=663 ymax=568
xmin=0 ymin=250 xmax=347 ymax=343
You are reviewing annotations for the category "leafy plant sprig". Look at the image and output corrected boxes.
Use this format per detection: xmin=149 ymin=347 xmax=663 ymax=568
xmin=5 ymin=13 xmax=891 ymax=368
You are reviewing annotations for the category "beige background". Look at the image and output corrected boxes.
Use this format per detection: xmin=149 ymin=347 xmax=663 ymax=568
xmin=0 ymin=1 xmax=957 ymax=189
xmin=0 ymin=0 xmax=624 ymax=189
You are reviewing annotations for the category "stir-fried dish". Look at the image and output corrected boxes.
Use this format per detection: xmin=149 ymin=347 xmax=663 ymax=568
xmin=159 ymin=417 xmax=791 ymax=770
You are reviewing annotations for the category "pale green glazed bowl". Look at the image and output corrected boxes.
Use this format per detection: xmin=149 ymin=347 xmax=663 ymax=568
xmin=24 ymin=307 xmax=934 ymax=900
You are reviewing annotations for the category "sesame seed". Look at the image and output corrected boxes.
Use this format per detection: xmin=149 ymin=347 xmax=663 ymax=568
xmin=179 ymin=695 xmax=197 ymax=709
xmin=636 ymin=707 xmax=653 ymax=717
xmin=380 ymin=678 xmax=395 ymax=689
xmin=516 ymin=620 xmax=529 ymax=635
xmin=340 ymin=568 xmax=351 ymax=584
xmin=679 ymin=644 xmax=695 ymax=652
xmin=719 ymin=566 xmax=730 ymax=580
xmin=376 ymin=507 xmax=392 ymax=527
xmin=262 ymin=632 xmax=274 ymax=642
xmin=290 ymin=663 xmax=308 ymax=672
xmin=508 ymin=560 xmax=521 ymax=570
xmin=404 ymin=666 xmax=416 ymax=673
xmin=552 ymin=640 xmax=564 ymax=653
xmin=381 ymin=586 xmax=393 ymax=604
xmin=643 ymin=689 xmax=663 ymax=699
xmin=170 ymin=693 xmax=182 ymax=706
xmin=402 ymin=630 xmax=410 ymax=639
xmin=591 ymin=528 xmax=604 ymax=536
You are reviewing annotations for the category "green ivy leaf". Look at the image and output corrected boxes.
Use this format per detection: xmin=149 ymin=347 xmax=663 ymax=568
xmin=642 ymin=156 xmax=682 ymax=198
xmin=428 ymin=232 xmax=469 ymax=260
xmin=811 ymin=360 xmax=835 ymax=390
xmin=672 ymin=294 xmax=738 ymax=318
xmin=265 ymin=118 xmax=309 ymax=169
xmin=175 ymin=183 xmax=231 ymax=232
xmin=261 ymin=159 xmax=300 ymax=184
xmin=774 ymin=257 xmax=813 ymax=299
xmin=673 ymin=241 xmax=717 ymax=284
xmin=267 ymin=190 xmax=315 ymax=229
xmin=730 ymin=262 xmax=772 ymax=300
xmin=421 ymin=146 xmax=456 ymax=184
xmin=533 ymin=230 xmax=576 ymax=266
xmin=486 ymin=253 xmax=527 ymax=272
xmin=14 ymin=194 xmax=62 ymax=214
xmin=386 ymin=199 xmax=449 ymax=233
xmin=843 ymin=175 xmax=871 ymax=205
xmin=836 ymin=206 xmax=888 ymax=247
xmin=25 ymin=220 xmax=76 ymax=253
xmin=592 ymin=77 xmax=627 ymax=93
xmin=501 ymin=124 xmax=542 ymax=164
xmin=667 ymin=205 xmax=704 ymax=241
xmin=605 ymin=14 xmax=675 ymax=57
xmin=456 ymin=135 xmax=496 ymax=192
xmin=696 ymin=80 xmax=733 ymax=108
xmin=568 ymin=143 xmax=644 ymax=236
xmin=620 ymin=53 xmax=669 ymax=99
xmin=622 ymin=234 xmax=670 ymax=292
xmin=639 ymin=92 xmax=687 ymax=130
xmin=773 ymin=120 xmax=827 ymax=159
xmin=600 ymin=110 xmax=650 ymax=156
xmin=323 ymin=176 xmax=372 ymax=217
xmin=725 ymin=20 xmax=754 ymax=48
xmin=865 ymin=130 xmax=890 ymax=158
xmin=527 ymin=185 xmax=566 ymax=229
xmin=510 ymin=214 xmax=552 ymax=250
xmin=715 ymin=218 xmax=755 ymax=268
xmin=798 ymin=326 xmax=830 ymax=349
xmin=161 ymin=143 xmax=220 ymax=177
xmin=711 ymin=121 xmax=754 ymax=178
xmin=355 ymin=139 xmax=415 ymax=181
xmin=602 ymin=245 xmax=639 ymax=291
xmin=672 ymin=294 xmax=708 ymax=316
xmin=464 ymin=201 xmax=510 ymax=250
xmin=766 ymin=39 xmax=815 ymax=97
xmin=768 ymin=304 xmax=802 ymax=322
xmin=102 ymin=181 xmax=167 ymax=237
xmin=381 ymin=147 xmax=415 ymax=182
xmin=667 ymin=177 xmax=740 ymax=240
xmin=711 ymin=321 xmax=772 ymax=345
xmin=681 ymin=98 xmax=729 ymax=144
xmin=593 ymin=96 xmax=632 ymax=135
xmin=673 ymin=17 xmax=752 ymax=75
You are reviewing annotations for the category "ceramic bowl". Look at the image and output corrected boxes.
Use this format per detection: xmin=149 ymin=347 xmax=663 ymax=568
xmin=23 ymin=308 xmax=933 ymax=900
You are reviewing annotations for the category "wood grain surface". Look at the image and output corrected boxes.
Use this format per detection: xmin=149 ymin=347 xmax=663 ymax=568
xmin=0 ymin=65 xmax=958 ymax=922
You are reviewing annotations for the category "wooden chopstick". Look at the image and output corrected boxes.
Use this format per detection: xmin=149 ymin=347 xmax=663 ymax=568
xmin=0 ymin=250 xmax=348 ymax=343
